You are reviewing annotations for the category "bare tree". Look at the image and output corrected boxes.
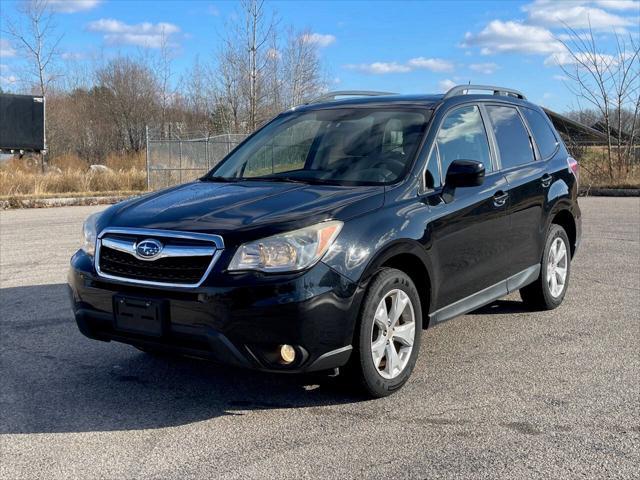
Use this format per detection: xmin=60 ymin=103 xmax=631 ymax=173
xmin=96 ymin=57 xmax=160 ymax=153
xmin=557 ymin=23 xmax=640 ymax=179
xmin=155 ymin=28 xmax=176 ymax=138
xmin=242 ymin=0 xmax=273 ymax=131
xmin=215 ymin=39 xmax=244 ymax=133
xmin=3 ymin=0 xmax=63 ymax=96
xmin=214 ymin=0 xmax=277 ymax=133
xmin=281 ymin=28 xmax=325 ymax=107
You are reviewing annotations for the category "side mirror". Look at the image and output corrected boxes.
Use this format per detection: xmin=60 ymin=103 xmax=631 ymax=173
xmin=445 ymin=160 xmax=485 ymax=189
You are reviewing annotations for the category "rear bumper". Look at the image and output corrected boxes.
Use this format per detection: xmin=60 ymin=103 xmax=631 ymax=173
xmin=68 ymin=250 xmax=363 ymax=373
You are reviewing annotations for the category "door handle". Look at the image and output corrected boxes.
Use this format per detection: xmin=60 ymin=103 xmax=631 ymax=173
xmin=493 ymin=191 xmax=509 ymax=207
xmin=541 ymin=173 xmax=552 ymax=188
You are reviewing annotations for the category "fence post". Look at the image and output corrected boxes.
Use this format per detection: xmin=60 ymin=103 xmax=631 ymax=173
xmin=179 ymin=140 xmax=183 ymax=184
xmin=145 ymin=125 xmax=150 ymax=190
xmin=205 ymin=139 xmax=209 ymax=171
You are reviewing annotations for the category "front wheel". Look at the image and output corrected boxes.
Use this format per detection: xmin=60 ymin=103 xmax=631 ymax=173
xmin=520 ymin=224 xmax=571 ymax=310
xmin=347 ymin=268 xmax=422 ymax=398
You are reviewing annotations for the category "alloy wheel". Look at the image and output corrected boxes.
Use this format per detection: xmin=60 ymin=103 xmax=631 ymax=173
xmin=370 ymin=289 xmax=416 ymax=379
xmin=547 ymin=237 xmax=568 ymax=298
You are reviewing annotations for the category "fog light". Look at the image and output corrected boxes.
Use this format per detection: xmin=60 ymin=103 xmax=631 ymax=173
xmin=279 ymin=344 xmax=296 ymax=364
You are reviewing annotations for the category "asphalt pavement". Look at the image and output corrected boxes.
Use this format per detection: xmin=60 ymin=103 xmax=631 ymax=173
xmin=0 ymin=197 xmax=638 ymax=479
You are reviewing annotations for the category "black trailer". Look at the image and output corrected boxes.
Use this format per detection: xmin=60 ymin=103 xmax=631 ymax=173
xmin=0 ymin=93 xmax=46 ymax=153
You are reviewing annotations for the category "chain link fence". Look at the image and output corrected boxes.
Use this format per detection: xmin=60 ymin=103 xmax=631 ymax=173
xmin=146 ymin=128 xmax=247 ymax=190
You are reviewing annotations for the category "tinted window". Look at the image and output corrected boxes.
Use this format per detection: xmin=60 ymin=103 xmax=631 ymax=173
xmin=521 ymin=107 xmax=558 ymax=159
xmin=436 ymin=105 xmax=492 ymax=177
xmin=486 ymin=105 xmax=535 ymax=169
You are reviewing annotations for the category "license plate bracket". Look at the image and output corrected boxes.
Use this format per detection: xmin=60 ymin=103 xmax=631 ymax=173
xmin=113 ymin=295 xmax=165 ymax=337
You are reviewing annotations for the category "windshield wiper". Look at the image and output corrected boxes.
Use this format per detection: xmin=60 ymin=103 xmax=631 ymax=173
xmin=201 ymin=176 xmax=243 ymax=183
xmin=246 ymin=175 xmax=338 ymax=185
xmin=244 ymin=176 xmax=310 ymax=183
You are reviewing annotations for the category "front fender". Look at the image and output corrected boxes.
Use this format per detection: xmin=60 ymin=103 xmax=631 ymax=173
xmin=322 ymin=199 xmax=436 ymax=311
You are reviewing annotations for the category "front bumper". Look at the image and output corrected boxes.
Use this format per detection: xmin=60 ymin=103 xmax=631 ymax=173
xmin=68 ymin=250 xmax=363 ymax=373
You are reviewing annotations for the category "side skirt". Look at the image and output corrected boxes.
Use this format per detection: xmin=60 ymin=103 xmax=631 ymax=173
xmin=428 ymin=264 xmax=540 ymax=326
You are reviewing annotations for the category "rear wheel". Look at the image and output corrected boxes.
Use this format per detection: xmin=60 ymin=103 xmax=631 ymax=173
xmin=347 ymin=268 xmax=422 ymax=398
xmin=520 ymin=224 xmax=571 ymax=310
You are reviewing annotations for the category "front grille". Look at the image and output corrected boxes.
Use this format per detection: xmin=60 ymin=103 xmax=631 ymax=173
xmin=100 ymin=247 xmax=210 ymax=284
xmin=95 ymin=228 xmax=224 ymax=287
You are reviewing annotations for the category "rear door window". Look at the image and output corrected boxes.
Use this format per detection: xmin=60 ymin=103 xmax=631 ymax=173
xmin=486 ymin=105 xmax=535 ymax=169
xmin=436 ymin=105 xmax=492 ymax=177
xmin=521 ymin=107 xmax=559 ymax=159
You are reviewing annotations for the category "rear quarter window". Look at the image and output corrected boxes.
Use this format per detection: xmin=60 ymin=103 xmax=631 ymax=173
xmin=521 ymin=107 xmax=559 ymax=159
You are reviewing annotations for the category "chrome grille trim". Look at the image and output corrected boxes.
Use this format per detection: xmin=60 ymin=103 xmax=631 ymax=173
xmin=95 ymin=227 xmax=225 ymax=288
xmin=101 ymin=237 xmax=216 ymax=261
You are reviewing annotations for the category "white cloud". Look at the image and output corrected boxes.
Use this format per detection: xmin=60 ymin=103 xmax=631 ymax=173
xmin=438 ymin=79 xmax=457 ymax=92
xmin=0 ymin=75 xmax=18 ymax=86
xmin=207 ymin=5 xmax=220 ymax=16
xmin=0 ymin=65 xmax=18 ymax=87
xmin=407 ymin=57 xmax=454 ymax=72
xmin=462 ymin=20 xmax=564 ymax=55
xmin=553 ymin=74 xmax=569 ymax=80
xmin=0 ymin=39 xmax=16 ymax=58
xmin=345 ymin=62 xmax=412 ymax=74
xmin=523 ymin=0 xmax=636 ymax=29
xmin=86 ymin=19 xmax=180 ymax=48
xmin=345 ymin=57 xmax=454 ymax=74
xmin=469 ymin=62 xmax=499 ymax=74
xmin=301 ymin=33 xmax=336 ymax=47
xmin=49 ymin=0 xmax=101 ymax=13
xmin=61 ymin=52 xmax=84 ymax=60
xmin=544 ymin=50 xmax=616 ymax=66
xmin=593 ymin=0 xmax=640 ymax=10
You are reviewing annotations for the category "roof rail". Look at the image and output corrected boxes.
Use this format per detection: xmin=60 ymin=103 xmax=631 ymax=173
xmin=444 ymin=84 xmax=527 ymax=100
xmin=307 ymin=90 xmax=397 ymax=104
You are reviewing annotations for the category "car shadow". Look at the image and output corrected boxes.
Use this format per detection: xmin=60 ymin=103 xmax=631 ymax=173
xmin=0 ymin=283 xmax=362 ymax=435
xmin=469 ymin=299 xmax=531 ymax=315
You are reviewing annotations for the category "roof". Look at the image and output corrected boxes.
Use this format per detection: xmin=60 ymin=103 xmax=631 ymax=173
xmin=543 ymin=108 xmax=610 ymax=146
xmin=293 ymin=89 xmax=612 ymax=147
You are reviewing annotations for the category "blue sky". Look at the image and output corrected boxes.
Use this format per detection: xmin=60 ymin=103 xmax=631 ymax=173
xmin=1 ymin=0 xmax=638 ymax=112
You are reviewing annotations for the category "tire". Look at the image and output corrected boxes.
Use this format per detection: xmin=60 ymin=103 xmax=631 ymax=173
xmin=520 ymin=224 xmax=571 ymax=311
xmin=346 ymin=268 xmax=422 ymax=398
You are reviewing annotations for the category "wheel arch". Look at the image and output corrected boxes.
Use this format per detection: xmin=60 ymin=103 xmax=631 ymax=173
xmin=550 ymin=208 xmax=577 ymax=258
xmin=359 ymin=240 xmax=434 ymax=328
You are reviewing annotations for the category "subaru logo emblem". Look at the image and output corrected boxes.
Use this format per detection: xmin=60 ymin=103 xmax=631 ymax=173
xmin=136 ymin=239 xmax=163 ymax=260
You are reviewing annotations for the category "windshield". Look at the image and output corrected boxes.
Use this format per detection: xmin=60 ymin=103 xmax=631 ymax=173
xmin=206 ymin=107 xmax=430 ymax=186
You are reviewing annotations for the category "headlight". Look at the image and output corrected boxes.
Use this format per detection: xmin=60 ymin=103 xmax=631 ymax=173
xmin=81 ymin=212 xmax=100 ymax=256
xmin=228 ymin=221 xmax=343 ymax=273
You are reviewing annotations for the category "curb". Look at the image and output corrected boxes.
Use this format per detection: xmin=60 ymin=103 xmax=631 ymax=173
xmin=1 ymin=195 xmax=132 ymax=209
xmin=579 ymin=188 xmax=640 ymax=197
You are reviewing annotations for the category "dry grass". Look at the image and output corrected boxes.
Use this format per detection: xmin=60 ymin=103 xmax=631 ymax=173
xmin=1 ymin=153 xmax=147 ymax=196
xmin=0 ymin=190 xmax=141 ymax=201
xmin=576 ymin=147 xmax=640 ymax=189
xmin=0 ymin=169 xmax=147 ymax=196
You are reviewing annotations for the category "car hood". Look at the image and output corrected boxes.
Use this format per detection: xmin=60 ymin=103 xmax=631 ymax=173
xmin=103 ymin=180 xmax=384 ymax=242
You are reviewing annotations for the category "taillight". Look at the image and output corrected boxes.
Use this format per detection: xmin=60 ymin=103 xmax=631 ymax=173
xmin=567 ymin=157 xmax=579 ymax=185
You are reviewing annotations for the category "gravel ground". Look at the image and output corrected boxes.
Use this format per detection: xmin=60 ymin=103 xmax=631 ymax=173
xmin=0 ymin=197 xmax=638 ymax=479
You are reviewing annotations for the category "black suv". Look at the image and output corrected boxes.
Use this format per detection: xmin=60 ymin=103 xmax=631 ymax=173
xmin=69 ymin=85 xmax=581 ymax=397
